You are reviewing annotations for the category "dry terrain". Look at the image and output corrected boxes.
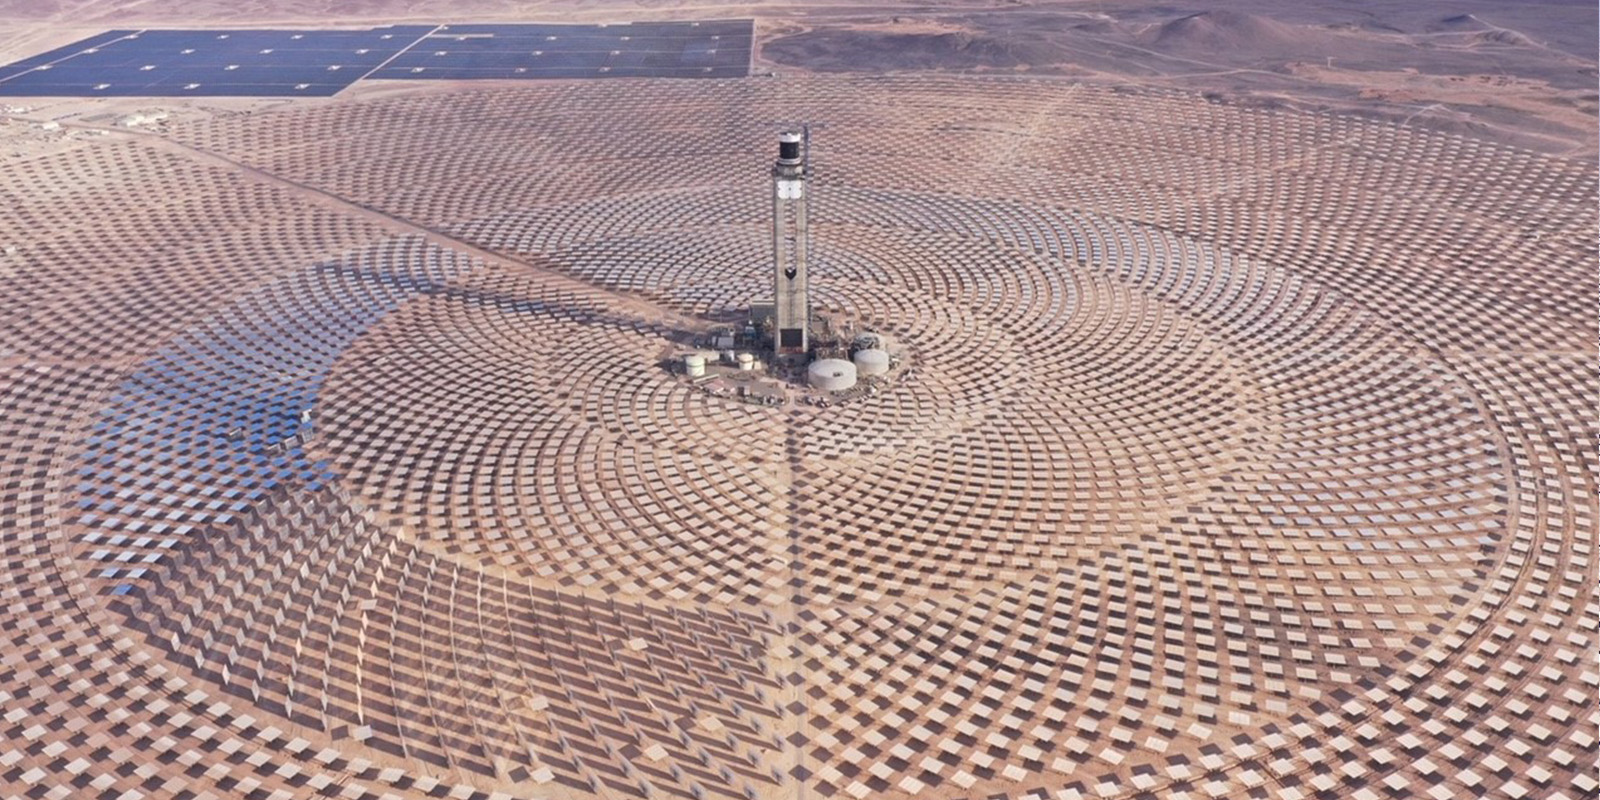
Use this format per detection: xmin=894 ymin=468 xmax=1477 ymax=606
xmin=2 ymin=1 xmax=1595 ymax=154
xmin=0 ymin=4 xmax=1595 ymax=800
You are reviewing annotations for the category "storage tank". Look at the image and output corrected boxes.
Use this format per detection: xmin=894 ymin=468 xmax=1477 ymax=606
xmin=683 ymin=353 xmax=707 ymax=378
xmin=853 ymin=348 xmax=890 ymax=377
xmin=808 ymin=358 xmax=857 ymax=392
xmin=737 ymin=352 xmax=756 ymax=371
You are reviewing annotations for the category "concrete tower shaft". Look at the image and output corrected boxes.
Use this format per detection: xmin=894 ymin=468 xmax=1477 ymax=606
xmin=772 ymin=130 xmax=809 ymax=357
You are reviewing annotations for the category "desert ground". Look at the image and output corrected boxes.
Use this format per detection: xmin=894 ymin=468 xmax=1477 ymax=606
xmin=1 ymin=0 xmax=1595 ymax=154
xmin=0 ymin=3 xmax=1594 ymax=800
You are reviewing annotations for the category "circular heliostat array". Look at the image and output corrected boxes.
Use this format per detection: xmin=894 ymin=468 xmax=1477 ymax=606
xmin=1 ymin=76 xmax=1594 ymax=800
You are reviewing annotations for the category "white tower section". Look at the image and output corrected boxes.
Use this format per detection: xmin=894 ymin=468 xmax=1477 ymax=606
xmin=772 ymin=131 xmax=809 ymax=357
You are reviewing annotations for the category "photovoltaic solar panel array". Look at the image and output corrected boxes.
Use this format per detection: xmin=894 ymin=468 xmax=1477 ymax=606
xmin=377 ymin=21 xmax=753 ymax=80
xmin=0 ymin=21 xmax=752 ymax=97
xmin=0 ymin=27 xmax=433 ymax=97
xmin=0 ymin=29 xmax=138 ymax=84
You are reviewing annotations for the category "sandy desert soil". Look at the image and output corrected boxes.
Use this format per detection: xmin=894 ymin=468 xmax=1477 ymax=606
xmin=0 ymin=3 xmax=1594 ymax=800
xmin=755 ymin=3 xmax=1597 ymax=155
xmin=0 ymin=1 xmax=1594 ymax=155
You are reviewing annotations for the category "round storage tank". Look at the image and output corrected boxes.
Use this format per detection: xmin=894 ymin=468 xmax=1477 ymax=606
xmin=737 ymin=352 xmax=756 ymax=371
xmin=683 ymin=353 xmax=707 ymax=378
xmin=808 ymin=358 xmax=857 ymax=392
xmin=853 ymin=348 xmax=890 ymax=376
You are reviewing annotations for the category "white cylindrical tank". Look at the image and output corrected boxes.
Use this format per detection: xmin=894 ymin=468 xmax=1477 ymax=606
xmin=737 ymin=352 xmax=756 ymax=371
xmin=853 ymin=348 xmax=890 ymax=376
xmin=683 ymin=353 xmax=707 ymax=378
xmin=808 ymin=358 xmax=857 ymax=392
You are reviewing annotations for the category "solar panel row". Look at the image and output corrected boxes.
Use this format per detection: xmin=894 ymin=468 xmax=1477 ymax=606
xmin=0 ymin=29 xmax=141 ymax=83
xmin=372 ymin=43 xmax=749 ymax=79
xmin=0 ymin=21 xmax=752 ymax=97
xmin=437 ymin=20 xmax=751 ymax=37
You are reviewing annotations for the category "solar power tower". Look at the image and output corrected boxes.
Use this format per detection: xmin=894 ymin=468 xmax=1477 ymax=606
xmin=771 ymin=130 xmax=810 ymax=358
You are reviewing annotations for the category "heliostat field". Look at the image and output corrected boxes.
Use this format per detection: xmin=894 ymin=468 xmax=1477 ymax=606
xmin=0 ymin=74 xmax=1595 ymax=800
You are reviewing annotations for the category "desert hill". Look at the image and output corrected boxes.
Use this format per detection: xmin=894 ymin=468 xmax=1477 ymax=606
xmin=1138 ymin=10 xmax=1322 ymax=55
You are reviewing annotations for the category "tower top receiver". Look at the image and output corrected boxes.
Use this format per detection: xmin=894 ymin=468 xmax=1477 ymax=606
xmin=778 ymin=130 xmax=802 ymax=163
